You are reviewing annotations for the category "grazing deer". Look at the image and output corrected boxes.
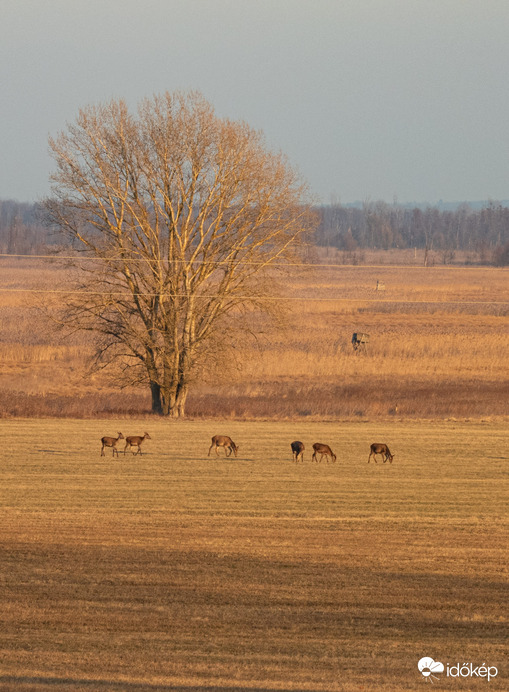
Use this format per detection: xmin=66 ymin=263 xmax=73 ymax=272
xmin=312 ymin=443 xmax=337 ymax=463
xmin=291 ymin=440 xmax=305 ymax=463
xmin=100 ymin=432 xmax=124 ymax=457
xmin=208 ymin=435 xmax=238 ymax=458
xmin=124 ymin=432 xmax=151 ymax=456
xmin=368 ymin=443 xmax=394 ymax=464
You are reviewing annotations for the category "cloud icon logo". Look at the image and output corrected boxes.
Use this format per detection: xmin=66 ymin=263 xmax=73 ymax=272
xmin=418 ymin=657 xmax=445 ymax=682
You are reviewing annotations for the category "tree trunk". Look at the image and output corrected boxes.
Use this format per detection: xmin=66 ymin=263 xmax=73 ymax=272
xmin=175 ymin=383 xmax=188 ymax=418
xmin=150 ymin=381 xmax=163 ymax=415
xmin=153 ymin=378 xmax=188 ymax=418
xmin=161 ymin=385 xmax=187 ymax=418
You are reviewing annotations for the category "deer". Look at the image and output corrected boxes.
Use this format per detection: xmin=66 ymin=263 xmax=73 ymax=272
xmin=368 ymin=443 xmax=394 ymax=464
xmin=208 ymin=435 xmax=238 ymax=458
xmin=100 ymin=432 xmax=124 ymax=457
xmin=291 ymin=440 xmax=305 ymax=463
xmin=312 ymin=443 xmax=337 ymax=463
xmin=123 ymin=432 xmax=151 ymax=456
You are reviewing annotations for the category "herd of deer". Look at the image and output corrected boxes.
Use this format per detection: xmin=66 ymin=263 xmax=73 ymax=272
xmin=291 ymin=441 xmax=394 ymax=464
xmin=101 ymin=432 xmax=394 ymax=464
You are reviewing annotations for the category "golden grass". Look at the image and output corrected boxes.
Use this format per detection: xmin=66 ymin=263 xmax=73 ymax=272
xmin=0 ymin=418 xmax=507 ymax=690
xmin=0 ymin=343 xmax=83 ymax=363
xmin=0 ymin=257 xmax=508 ymax=419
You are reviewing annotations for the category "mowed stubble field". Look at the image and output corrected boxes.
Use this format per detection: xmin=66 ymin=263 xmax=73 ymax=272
xmin=0 ymin=418 xmax=507 ymax=691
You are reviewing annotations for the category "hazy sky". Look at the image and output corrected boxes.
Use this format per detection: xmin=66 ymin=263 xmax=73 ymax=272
xmin=2 ymin=0 xmax=509 ymax=205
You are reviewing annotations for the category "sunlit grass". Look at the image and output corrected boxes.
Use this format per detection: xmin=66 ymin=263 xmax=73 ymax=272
xmin=0 ymin=418 xmax=507 ymax=690
xmin=0 ymin=258 xmax=508 ymax=419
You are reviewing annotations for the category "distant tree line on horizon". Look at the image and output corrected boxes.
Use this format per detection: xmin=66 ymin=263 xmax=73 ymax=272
xmin=0 ymin=200 xmax=52 ymax=255
xmin=1 ymin=197 xmax=509 ymax=265
xmin=317 ymin=200 xmax=509 ymax=265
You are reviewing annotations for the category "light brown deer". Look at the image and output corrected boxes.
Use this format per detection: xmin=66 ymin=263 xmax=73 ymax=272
xmin=208 ymin=435 xmax=238 ymax=457
xmin=368 ymin=443 xmax=394 ymax=464
xmin=291 ymin=440 xmax=305 ymax=463
xmin=312 ymin=443 xmax=337 ymax=463
xmin=100 ymin=432 xmax=124 ymax=457
xmin=124 ymin=432 xmax=151 ymax=456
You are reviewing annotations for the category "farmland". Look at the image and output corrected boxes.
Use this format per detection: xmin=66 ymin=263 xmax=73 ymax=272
xmin=0 ymin=256 xmax=507 ymax=690
xmin=0 ymin=418 xmax=507 ymax=691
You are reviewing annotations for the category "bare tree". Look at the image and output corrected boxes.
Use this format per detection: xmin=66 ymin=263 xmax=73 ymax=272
xmin=45 ymin=92 xmax=316 ymax=416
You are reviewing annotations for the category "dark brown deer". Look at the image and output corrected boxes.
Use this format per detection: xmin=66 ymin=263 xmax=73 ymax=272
xmin=100 ymin=432 xmax=124 ymax=457
xmin=312 ymin=443 xmax=336 ymax=463
xmin=291 ymin=440 xmax=305 ymax=463
xmin=368 ymin=443 xmax=394 ymax=464
xmin=208 ymin=435 xmax=238 ymax=457
xmin=124 ymin=432 xmax=151 ymax=456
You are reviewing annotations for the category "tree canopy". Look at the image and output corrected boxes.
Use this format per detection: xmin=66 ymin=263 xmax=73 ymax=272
xmin=45 ymin=91 xmax=316 ymax=416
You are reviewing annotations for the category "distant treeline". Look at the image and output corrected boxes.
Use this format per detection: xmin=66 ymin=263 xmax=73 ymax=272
xmin=0 ymin=200 xmax=55 ymax=255
xmin=317 ymin=200 xmax=509 ymax=265
xmin=2 ymin=198 xmax=509 ymax=264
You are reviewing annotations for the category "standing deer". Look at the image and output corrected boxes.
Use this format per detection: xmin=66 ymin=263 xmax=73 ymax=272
xmin=291 ymin=441 xmax=305 ymax=463
xmin=100 ymin=432 xmax=124 ymax=457
xmin=368 ymin=443 xmax=394 ymax=464
xmin=124 ymin=432 xmax=151 ymax=456
xmin=312 ymin=443 xmax=337 ymax=463
xmin=208 ymin=435 xmax=238 ymax=457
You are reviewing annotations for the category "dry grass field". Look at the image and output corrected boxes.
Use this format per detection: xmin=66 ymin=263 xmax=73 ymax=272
xmin=0 ymin=255 xmax=507 ymax=690
xmin=0 ymin=255 xmax=508 ymax=420
xmin=0 ymin=418 xmax=507 ymax=691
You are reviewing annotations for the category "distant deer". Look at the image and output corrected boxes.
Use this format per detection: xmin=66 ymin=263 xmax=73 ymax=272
xmin=312 ymin=443 xmax=337 ymax=463
xmin=291 ymin=441 xmax=305 ymax=463
xmin=208 ymin=435 xmax=238 ymax=458
xmin=124 ymin=432 xmax=151 ymax=456
xmin=368 ymin=443 xmax=394 ymax=464
xmin=100 ymin=432 xmax=124 ymax=457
